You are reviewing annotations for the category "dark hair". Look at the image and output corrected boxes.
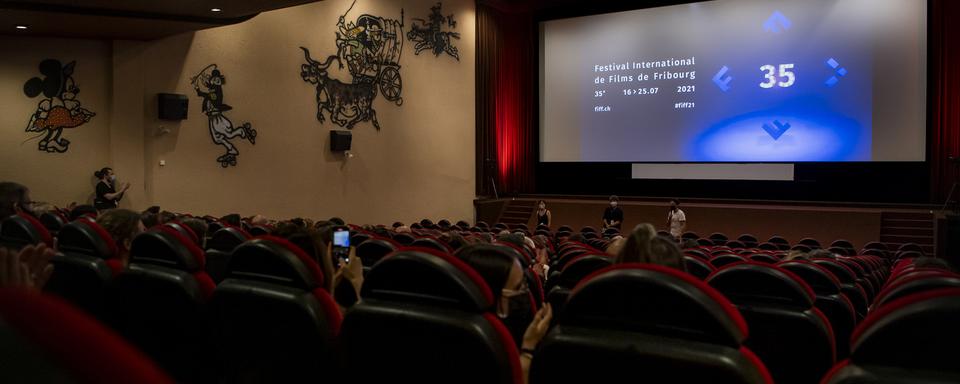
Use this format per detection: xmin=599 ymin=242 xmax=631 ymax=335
xmin=808 ymin=249 xmax=836 ymax=259
xmin=609 ymin=195 xmax=619 ymax=202
xmin=913 ymin=257 xmax=953 ymax=272
xmin=220 ymin=213 xmax=242 ymax=227
xmin=328 ymin=217 xmax=345 ymax=226
xmin=143 ymin=206 xmax=161 ymax=215
xmin=96 ymin=209 xmax=142 ymax=249
xmin=537 ymin=200 xmax=546 ymax=206
xmin=159 ymin=211 xmax=176 ymax=225
xmin=671 ymin=198 xmax=680 ymax=205
xmin=616 ymin=223 xmax=685 ymax=271
xmin=94 ymin=167 xmax=112 ymax=179
xmin=179 ymin=218 xmax=208 ymax=244
xmin=456 ymin=244 xmax=519 ymax=302
xmin=141 ymin=212 xmax=159 ymax=228
xmin=0 ymin=181 xmax=29 ymax=219
xmin=69 ymin=204 xmax=98 ymax=221
xmin=391 ymin=221 xmax=404 ymax=228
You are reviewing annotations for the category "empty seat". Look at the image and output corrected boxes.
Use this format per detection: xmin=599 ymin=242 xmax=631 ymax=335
xmin=0 ymin=213 xmax=54 ymax=249
xmin=726 ymin=240 xmax=747 ymax=250
xmin=813 ymin=259 xmax=870 ymax=320
xmin=707 ymin=263 xmax=835 ymax=384
xmin=831 ymin=239 xmax=855 ymax=250
xmin=757 ymin=242 xmax=779 ymax=251
xmin=39 ymin=211 xmax=67 ymax=235
xmin=357 ymin=238 xmax=398 ymax=271
xmin=248 ymin=225 xmax=271 ymax=236
xmin=822 ymin=289 xmax=960 ymax=383
xmin=338 ymin=249 xmax=522 ymax=384
xmin=0 ymin=289 xmax=173 ymax=383
xmin=749 ymin=254 xmax=779 ymax=264
xmin=798 ymin=238 xmax=821 ymax=249
xmin=684 ymin=255 xmax=715 ymax=280
xmin=105 ymin=227 xmax=216 ymax=383
xmin=709 ymin=232 xmax=729 ymax=246
xmin=411 ymin=237 xmax=452 ymax=253
xmin=43 ymin=219 xmax=121 ymax=318
xmin=872 ymin=274 xmax=960 ymax=309
xmin=546 ymin=254 xmax=613 ymax=314
xmin=204 ymin=226 xmax=250 ymax=283
xmin=211 ymin=236 xmax=341 ymax=383
xmin=711 ymin=254 xmax=746 ymax=268
xmin=778 ymin=260 xmax=857 ymax=359
xmin=531 ymin=264 xmax=772 ymax=383
xmin=682 ymin=231 xmax=700 ymax=240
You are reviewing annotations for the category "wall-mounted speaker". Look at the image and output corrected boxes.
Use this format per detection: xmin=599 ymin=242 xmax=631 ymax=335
xmin=330 ymin=130 xmax=352 ymax=151
xmin=158 ymin=93 xmax=188 ymax=120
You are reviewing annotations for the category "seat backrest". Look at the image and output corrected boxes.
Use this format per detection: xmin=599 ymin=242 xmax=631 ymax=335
xmin=105 ymin=227 xmax=215 ymax=383
xmin=357 ymin=238 xmax=398 ymax=267
xmin=339 ymin=249 xmax=522 ymax=384
xmin=0 ymin=213 xmax=54 ymax=249
xmin=211 ymin=236 xmax=342 ymax=383
xmin=547 ymin=255 xmax=613 ymax=314
xmin=684 ymin=256 xmax=715 ymax=280
xmin=711 ymin=254 xmax=746 ymax=268
xmin=44 ymin=219 xmax=120 ymax=317
xmin=873 ymin=274 xmax=960 ymax=309
xmin=531 ymin=263 xmax=771 ymax=384
xmin=39 ymin=212 xmax=66 ymax=234
xmin=777 ymin=260 xmax=857 ymax=359
xmin=708 ymin=263 xmax=835 ymax=384
xmin=737 ymin=234 xmax=759 ymax=248
xmin=813 ymin=258 xmax=869 ymax=319
xmin=823 ymin=289 xmax=960 ymax=383
xmin=204 ymin=226 xmax=250 ymax=283
xmin=0 ymin=289 xmax=173 ymax=384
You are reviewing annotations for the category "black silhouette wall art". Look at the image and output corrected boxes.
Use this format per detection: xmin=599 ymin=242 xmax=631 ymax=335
xmin=300 ymin=0 xmax=403 ymax=130
xmin=407 ymin=2 xmax=460 ymax=61
xmin=190 ymin=64 xmax=257 ymax=168
xmin=23 ymin=59 xmax=96 ymax=153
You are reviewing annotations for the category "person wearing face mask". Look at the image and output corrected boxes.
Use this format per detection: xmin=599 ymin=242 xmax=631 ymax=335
xmin=602 ymin=195 xmax=624 ymax=230
xmin=0 ymin=181 xmax=39 ymax=219
xmin=456 ymin=244 xmax=553 ymax=384
xmin=535 ymin=200 xmax=551 ymax=228
xmin=666 ymin=198 xmax=687 ymax=240
xmin=93 ymin=167 xmax=129 ymax=211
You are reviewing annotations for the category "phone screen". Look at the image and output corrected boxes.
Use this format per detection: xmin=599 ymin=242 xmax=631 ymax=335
xmin=333 ymin=230 xmax=350 ymax=263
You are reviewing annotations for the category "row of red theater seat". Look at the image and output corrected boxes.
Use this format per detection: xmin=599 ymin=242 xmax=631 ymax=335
xmin=1 ymin=213 xmax=956 ymax=383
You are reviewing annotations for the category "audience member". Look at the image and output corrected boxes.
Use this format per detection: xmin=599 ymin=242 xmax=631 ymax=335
xmin=601 ymin=195 xmax=623 ymax=230
xmin=96 ymin=209 xmax=144 ymax=267
xmin=615 ymin=223 xmax=686 ymax=272
xmin=0 ymin=181 xmax=34 ymax=219
xmin=536 ymin=200 xmax=552 ymax=227
xmin=141 ymin=212 xmax=159 ymax=228
xmin=455 ymin=244 xmax=553 ymax=384
xmin=220 ymin=213 xmax=242 ymax=227
xmin=606 ymin=235 xmax=627 ymax=256
xmin=808 ymin=249 xmax=836 ymax=259
xmin=784 ymin=250 xmax=809 ymax=261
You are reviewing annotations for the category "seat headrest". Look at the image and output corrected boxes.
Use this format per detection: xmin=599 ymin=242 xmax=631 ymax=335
xmin=0 ymin=213 xmax=54 ymax=248
xmin=710 ymin=254 xmax=746 ymax=268
xmin=162 ymin=222 xmax=199 ymax=246
xmin=565 ymin=263 xmax=748 ymax=348
xmin=57 ymin=219 xmax=117 ymax=259
xmin=39 ymin=212 xmax=66 ymax=232
xmin=206 ymin=226 xmax=250 ymax=252
xmin=226 ymin=236 xmax=325 ymax=290
xmin=361 ymin=249 xmax=494 ymax=312
xmin=851 ymin=288 xmax=960 ymax=372
xmin=777 ymin=260 xmax=842 ymax=296
xmin=708 ymin=263 xmax=815 ymax=308
xmin=129 ymin=227 xmax=205 ymax=272
xmin=410 ymin=237 xmax=451 ymax=253
xmin=811 ymin=259 xmax=857 ymax=284
xmin=556 ymin=254 xmax=613 ymax=288
xmin=874 ymin=275 xmax=960 ymax=308
xmin=356 ymin=238 xmax=397 ymax=267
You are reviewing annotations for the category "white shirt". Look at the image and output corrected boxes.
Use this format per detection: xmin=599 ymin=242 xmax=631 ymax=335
xmin=668 ymin=209 xmax=686 ymax=237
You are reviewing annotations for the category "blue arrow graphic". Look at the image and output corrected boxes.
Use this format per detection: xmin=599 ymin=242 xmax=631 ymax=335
xmin=763 ymin=11 xmax=792 ymax=33
xmin=825 ymin=58 xmax=847 ymax=87
xmin=762 ymin=120 xmax=791 ymax=140
xmin=713 ymin=66 xmax=733 ymax=92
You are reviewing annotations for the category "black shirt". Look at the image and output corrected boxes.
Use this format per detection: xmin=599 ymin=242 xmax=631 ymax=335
xmin=602 ymin=206 xmax=623 ymax=229
xmin=94 ymin=181 xmax=119 ymax=210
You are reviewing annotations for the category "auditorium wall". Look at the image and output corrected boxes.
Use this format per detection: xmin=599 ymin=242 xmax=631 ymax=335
xmin=0 ymin=0 xmax=477 ymax=225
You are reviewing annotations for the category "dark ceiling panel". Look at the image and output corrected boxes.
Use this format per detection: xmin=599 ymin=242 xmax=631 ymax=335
xmin=0 ymin=0 xmax=321 ymax=40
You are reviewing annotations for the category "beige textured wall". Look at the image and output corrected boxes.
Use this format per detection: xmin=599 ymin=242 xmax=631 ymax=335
xmin=2 ymin=0 xmax=477 ymax=225
xmin=0 ymin=37 xmax=112 ymax=206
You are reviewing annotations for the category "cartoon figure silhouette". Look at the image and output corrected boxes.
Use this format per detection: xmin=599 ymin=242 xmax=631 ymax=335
xmin=191 ymin=64 xmax=256 ymax=167
xmin=407 ymin=2 xmax=460 ymax=61
xmin=23 ymin=59 xmax=96 ymax=153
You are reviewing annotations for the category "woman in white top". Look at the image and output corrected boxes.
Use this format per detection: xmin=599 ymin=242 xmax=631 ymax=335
xmin=666 ymin=199 xmax=686 ymax=240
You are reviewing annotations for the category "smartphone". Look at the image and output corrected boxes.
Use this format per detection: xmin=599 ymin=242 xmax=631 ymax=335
xmin=333 ymin=229 xmax=350 ymax=264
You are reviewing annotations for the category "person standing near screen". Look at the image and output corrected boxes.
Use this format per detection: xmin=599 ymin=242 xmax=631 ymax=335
xmin=666 ymin=199 xmax=687 ymax=240
xmin=93 ymin=167 xmax=129 ymax=211
xmin=536 ymin=200 xmax=552 ymax=228
xmin=602 ymin=195 xmax=623 ymax=230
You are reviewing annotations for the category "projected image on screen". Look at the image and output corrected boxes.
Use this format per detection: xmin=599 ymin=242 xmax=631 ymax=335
xmin=539 ymin=0 xmax=927 ymax=162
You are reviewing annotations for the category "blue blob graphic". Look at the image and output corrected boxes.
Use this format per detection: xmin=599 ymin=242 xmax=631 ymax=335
xmin=687 ymin=97 xmax=867 ymax=162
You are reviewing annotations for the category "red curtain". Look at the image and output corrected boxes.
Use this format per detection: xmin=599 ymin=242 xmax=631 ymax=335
xmin=477 ymin=4 xmax=536 ymax=196
xmin=931 ymin=0 xmax=960 ymax=203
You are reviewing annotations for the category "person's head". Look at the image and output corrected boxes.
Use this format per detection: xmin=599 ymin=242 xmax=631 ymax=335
xmin=606 ymin=236 xmax=627 ymax=256
xmin=0 ymin=181 xmax=33 ymax=219
xmin=785 ymin=250 xmax=809 ymax=261
xmin=220 ymin=213 xmax=241 ymax=227
xmin=670 ymin=198 xmax=680 ymax=211
xmin=96 ymin=209 xmax=144 ymax=265
xmin=616 ymin=223 xmax=685 ymax=271
xmin=912 ymin=257 xmax=953 ymax=271
xmin=143 ymin=206 xmax=161 ymax=215
xmin=538 ymin=200 xmax=546 ymax=210
xmin=179 ymin=218 xmax=209 ymax=246
xmin=808 ymin=249 xmax=836 ymax=259
xmin=328 ymin=217 xmax=345 ymax=226
xmin=456 ymin=244 xmax=527 ymax=318
xmin=94 ymin=167 xmax=115 ymax=183
xmin=609 ymin=195 xmax=619 ymax=208
xmin=141 ymin=212 xmax=159 ymax=229
xmin=159 ymin=211 xmax=176 ymax=225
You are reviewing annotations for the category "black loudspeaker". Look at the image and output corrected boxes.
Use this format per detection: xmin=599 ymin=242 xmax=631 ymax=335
xmin=158 ymin=93 xmax=188 ymax=120
xmin=330 ymin=130 xmax=352 ymax=151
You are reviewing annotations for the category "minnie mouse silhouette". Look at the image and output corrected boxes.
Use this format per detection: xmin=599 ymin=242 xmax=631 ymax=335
xmin=23 ymin=59 xmax=96 ymax=153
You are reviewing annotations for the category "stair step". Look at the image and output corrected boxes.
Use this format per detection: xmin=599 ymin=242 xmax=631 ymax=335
xmin=880 ymin=234 xmax=934 ymax=243
xmin=879 ymin=227 xmax=935 ymax=237
xmin=881 ymin=212 xmax=934 ymax=221
xmin=881 ymin=219 xmax=934 ymax=229
xmin=883 ymin=243 xmax=936 ymax=255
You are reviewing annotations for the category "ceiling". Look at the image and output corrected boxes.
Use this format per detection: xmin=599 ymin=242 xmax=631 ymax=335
xmin=0 ymin=0 xmax=321 ymax=40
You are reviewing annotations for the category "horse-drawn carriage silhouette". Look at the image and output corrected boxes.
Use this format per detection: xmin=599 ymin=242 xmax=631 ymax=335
xmin=335 ymin=7 xmax=404 ymax=106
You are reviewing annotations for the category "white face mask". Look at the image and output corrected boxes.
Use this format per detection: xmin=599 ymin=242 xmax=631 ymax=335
xmin=109 ymin=175 xmax=117 ymax=183
xmin=539 ymin=204 xmax=545 ymax=209
xmin=610 ymin=202 xmax=618 ymax=208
